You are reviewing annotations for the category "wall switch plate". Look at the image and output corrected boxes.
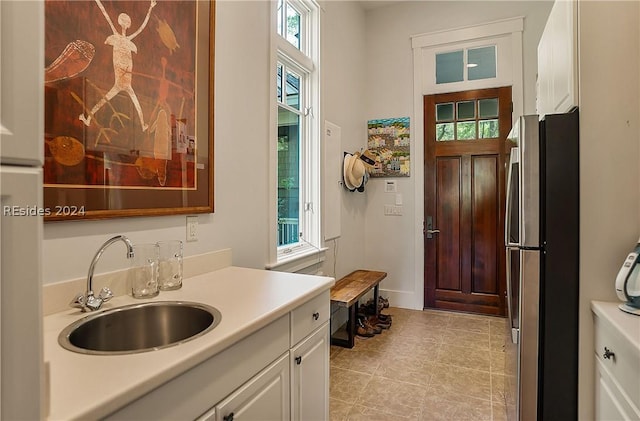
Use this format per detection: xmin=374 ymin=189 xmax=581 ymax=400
xmin=384 ymin=205 xmax=403 ymax=216
xmin=186 ymin=216 xmax=198 ymax=242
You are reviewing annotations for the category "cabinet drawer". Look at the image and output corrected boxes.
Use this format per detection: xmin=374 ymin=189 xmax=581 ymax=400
xmin=596 ymin=357 xmax=640 ymax=420
xmin=594 ymin=315 xmax=640 ymax=411
xmin=291 ymin=290 xmax=329 ymax=345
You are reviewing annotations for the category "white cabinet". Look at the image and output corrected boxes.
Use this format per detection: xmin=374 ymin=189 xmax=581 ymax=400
xmin=0 ymin=0 xmax=44 ymax=166
xmin=592 ymin=302 xmax=640 ymax=420
xmin=108 ymin=290 xmax=331 ymax=421
xmin=291 ymin=323 xmax=329 ymax=421
xmin=215 ymin=354 xmax=290 ymax=421
xmin=536 ymin=0 xmax=578 ymax=117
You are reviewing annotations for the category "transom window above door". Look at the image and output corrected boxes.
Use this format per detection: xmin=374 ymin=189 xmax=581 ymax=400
xmin=435 ymin=45 xmax=497 ymax=84
xmin=435 ymin=98 xmax=499 ymax=141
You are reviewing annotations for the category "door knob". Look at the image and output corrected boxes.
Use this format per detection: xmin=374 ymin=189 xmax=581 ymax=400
xmin=426 ymin=229 xmax=440 ymax=234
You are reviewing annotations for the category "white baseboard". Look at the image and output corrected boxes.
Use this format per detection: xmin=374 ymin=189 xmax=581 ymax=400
xmin=379 ymin=288 xmax=422 ymax=310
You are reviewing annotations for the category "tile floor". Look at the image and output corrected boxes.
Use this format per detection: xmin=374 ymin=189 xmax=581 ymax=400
xmin=329 ymin=307 xmax=508 ymax=421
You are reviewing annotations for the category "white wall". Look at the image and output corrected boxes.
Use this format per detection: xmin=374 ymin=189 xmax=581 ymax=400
xmin=321 ymin=1 xmax=368 ymax=280
xmin=42 ymin=1 xmax=368 ymax=286
xmin=577 ymin=2 xmax=640 ymax=419
xmin=362 ymin=1 xmax=553 ymax=308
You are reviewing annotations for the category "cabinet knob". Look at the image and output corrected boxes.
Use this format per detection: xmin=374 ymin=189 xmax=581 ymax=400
xmin=603 ymin=347 xmax=615 ymax=360
xmin=313 ymin=312 xmax=320 ymax=321
xmin=295 ymin=356 xmax=302 ymax=365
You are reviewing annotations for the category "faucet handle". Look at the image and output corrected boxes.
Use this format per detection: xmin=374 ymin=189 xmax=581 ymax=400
xmin=98 ymin=287 xmax=114 ymax=303
xmin=69 ymin=293 xmax=86 ymax=309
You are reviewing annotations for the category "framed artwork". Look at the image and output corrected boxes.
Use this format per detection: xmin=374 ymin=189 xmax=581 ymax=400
xmin=43 ymin=0 xmax=214 ymax=221
xmin=366 ymin=117 xmax=410 ymax=177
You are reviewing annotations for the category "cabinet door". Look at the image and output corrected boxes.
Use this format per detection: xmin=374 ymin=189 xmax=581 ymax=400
xmin=291 ymin=323 xmax=329 ymax=421
xmin=0 ymin=0 xmax=44 ymax=166
xmin=596 ymin=360 xmax=632 ymax=421
xmin=536 ymin=0 xmax=578 ymax=117
xmin=216 ymin=353 xmax=290 ymax=421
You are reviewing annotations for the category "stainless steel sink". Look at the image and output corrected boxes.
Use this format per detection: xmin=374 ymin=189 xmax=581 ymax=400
xmin=58 ymin=301 xmax=221 ymax=355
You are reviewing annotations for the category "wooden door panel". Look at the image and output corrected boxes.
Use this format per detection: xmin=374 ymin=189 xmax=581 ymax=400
xmin=424 ymin=86 xmax=511 ymax=316
xmin=471 ymin=155 xmax=498 ymax=295
xmin=435 ymin=157 xmax=461 ymax=292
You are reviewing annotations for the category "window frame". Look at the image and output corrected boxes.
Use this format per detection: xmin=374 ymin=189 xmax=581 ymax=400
xmin=268 ymin=0 xmax=324 ymax=271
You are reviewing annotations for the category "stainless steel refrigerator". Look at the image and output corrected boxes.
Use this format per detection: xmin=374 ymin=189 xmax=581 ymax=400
xmin=504 ymin=110 xmax=579 ymax=421
xmin=0 ymin=1 xmax=45 ymax=419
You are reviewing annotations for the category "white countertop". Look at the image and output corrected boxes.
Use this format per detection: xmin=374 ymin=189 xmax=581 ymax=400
xmin=44 ymin=266 xmax=335 ymax=420
xmin=591 ymin=300 xmax=640 ymax=354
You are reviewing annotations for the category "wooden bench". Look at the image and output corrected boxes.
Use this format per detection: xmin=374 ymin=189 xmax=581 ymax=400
xmin=329 ymin=269 xmax=387 ymax=348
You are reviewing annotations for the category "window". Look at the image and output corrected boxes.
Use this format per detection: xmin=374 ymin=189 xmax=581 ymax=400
xmin=435 ymin=97 xmax=500 ymax=141
xmin=435 ymin=45 xmax=497 ymax=84
xmin=271 ymin=0 xmax=321 ymax=268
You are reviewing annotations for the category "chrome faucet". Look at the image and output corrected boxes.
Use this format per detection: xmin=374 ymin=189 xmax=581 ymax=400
xmin=70 ymin=235 xmax=135 ymax=312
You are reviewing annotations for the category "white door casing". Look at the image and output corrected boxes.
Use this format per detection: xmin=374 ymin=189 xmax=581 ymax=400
xmin=411 ymin=17 xmax=524 ymax=310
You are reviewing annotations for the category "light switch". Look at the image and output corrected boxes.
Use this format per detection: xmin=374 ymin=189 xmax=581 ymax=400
xmin=395 ymin=193 xmax=403 ymax=205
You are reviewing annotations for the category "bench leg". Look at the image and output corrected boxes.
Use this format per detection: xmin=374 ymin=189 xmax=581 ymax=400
xmin=373 ymin=284 xmax=380 ymax=318
xmin=347 ymin=303 xmax=357 ymax=348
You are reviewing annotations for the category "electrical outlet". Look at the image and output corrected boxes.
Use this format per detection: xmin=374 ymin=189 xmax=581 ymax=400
xmin=186 ymin=216 xmax=198 ymax=242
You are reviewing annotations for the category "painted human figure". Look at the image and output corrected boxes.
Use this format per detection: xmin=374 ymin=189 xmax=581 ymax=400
xmin=79 ymin=0 xmax=156 ymax=132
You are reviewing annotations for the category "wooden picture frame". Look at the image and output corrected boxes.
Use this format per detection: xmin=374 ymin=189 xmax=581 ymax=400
xmin=43 ymin=0 xmax=214 ymax=221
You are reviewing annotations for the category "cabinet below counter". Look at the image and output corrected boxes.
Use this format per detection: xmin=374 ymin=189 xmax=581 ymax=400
xmin=43 ymin=266 xmax=334 ymax=420
xmin=591 ymin=301 xmax=640 ymax=420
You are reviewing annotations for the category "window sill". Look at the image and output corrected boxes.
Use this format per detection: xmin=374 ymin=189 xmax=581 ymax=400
xmin=265 ymin=246 xmax=328 ymax=273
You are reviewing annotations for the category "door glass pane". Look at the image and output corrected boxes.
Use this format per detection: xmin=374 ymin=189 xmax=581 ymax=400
xmin=457 ymin=101 xmax=475 ymax=120
xmin=285 ymin=70 xmax=300 ymax=109
xmin=479 ymin=119 xmax=499 ymax=138
xmin=456 ymin=121 xmax=476 ymax=140
xmin=436 ymin=50 xmax=464 ymax=84
xmin=468 ymin=46 xmax=497 ymax=80
xmin=479 ymin=98 xmax=498 ymax=118
xmin=436 ymin=103 xmax=454 ymax=122
xmin=285 ymin=3 xmax=301 ymax=49
xmin=436 ymin=123 xmax=454 ymax=141
xmin=277 ymin=106 xmax=300 ymax=246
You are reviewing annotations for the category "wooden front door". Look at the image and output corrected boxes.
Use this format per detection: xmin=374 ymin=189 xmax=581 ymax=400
xmin=424 ymin=87 xmax=512 ymax=316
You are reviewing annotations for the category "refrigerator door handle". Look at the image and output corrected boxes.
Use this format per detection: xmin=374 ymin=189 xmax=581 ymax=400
xmin=506 ymin=246 xmax=519 ymax=344
xmin=512 ymin=327 xmax=519 ymax=344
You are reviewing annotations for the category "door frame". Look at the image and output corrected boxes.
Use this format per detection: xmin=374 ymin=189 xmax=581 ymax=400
xmin=410 ymin=18 xmax=524 ymax=310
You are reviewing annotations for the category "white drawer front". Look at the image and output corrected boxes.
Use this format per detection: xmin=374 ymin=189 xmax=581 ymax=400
xmin=594 ymin=315 xmax=640 ymax=412
xmin=596 ymin=358 xmax=640 ymax=420
xmin=291 ymin=290 xmax=330 ymax=346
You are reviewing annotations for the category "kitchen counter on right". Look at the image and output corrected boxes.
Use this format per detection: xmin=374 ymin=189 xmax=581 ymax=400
xmin=591 ymin=300 xmax=640 ymax=419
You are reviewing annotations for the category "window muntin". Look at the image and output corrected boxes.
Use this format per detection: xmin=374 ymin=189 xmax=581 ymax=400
xmin=436 ymin=97 xmax=500 ymax=141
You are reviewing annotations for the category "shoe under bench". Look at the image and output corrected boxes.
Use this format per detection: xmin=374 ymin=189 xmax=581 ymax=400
xmin=329 ymin=269 xmax=387 ymax=348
